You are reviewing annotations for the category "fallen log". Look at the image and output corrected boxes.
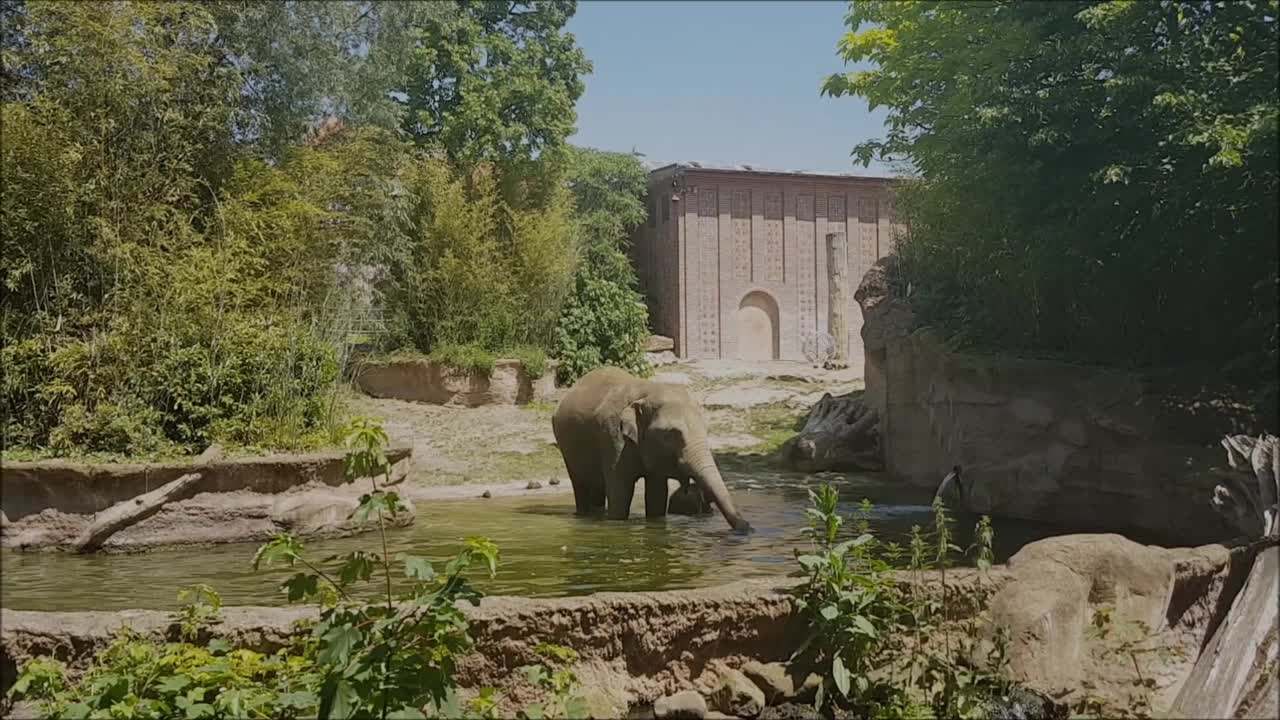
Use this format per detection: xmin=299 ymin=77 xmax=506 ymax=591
xmin=781 ymin=391 xmax=882 ymax=473
xmin=71 ymin=444 xmax=224 ymax=553
xmin=1212 ymin=433 xmax=1279 ymax=539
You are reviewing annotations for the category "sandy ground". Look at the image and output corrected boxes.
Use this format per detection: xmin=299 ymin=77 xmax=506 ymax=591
xmin=345 ymin=360 xmax=864 ymax=495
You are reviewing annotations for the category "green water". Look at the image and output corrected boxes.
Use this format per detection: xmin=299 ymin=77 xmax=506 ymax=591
xmin=0 ymin=471 xmax=1075 ymax=612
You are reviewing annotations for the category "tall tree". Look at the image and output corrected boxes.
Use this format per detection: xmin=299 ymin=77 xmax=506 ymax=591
xmin=398 ymin=1 xmax=591 ymax=186
xmin=824 ymin=1 xmax=1278 ymax=375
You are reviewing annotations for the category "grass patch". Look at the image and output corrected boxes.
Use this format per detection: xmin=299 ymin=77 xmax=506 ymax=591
xmin=507 ymin=345 xmax=548 ymax=379
xmin=486 ymin=442 xmax=566 ymax=483
xmin=367 ymin=344 xmax=550 ymax=379
xmin=429 ymin=344 xmax=497 ymax=376
xmin=521 ymin=400 xmax=558 ymax=415
xmin=740 ymin=402 xmax=806 ymax=455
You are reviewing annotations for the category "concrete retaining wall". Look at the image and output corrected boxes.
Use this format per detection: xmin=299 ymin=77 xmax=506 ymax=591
xmin=869 ymin=329 xmax=1234 ymax=546
xmin=354 ymin=358 xmax=557 ymax=407
xmin=0 ymin=447 xmax=412 ymax=522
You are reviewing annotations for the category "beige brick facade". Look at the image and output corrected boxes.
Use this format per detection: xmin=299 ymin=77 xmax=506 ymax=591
xmin=631 ymin=164 xmax=902 ymax=373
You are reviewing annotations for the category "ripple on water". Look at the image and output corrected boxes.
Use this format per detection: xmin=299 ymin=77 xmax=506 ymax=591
xmin=0 ymin=474 xmax=1075 ymax=611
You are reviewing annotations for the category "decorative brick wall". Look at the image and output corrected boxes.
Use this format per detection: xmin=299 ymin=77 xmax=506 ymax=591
xmin=632 ymin=167 xmax=902 ymax=369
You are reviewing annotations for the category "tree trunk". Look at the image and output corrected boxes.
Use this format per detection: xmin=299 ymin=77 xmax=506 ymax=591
xmin=1213 ymin=434 xmax=1279 ymax=539
xmin=71 ymin=444 xmax=224 ymax=553
xmin=826 ymin=232 xmax=849 ymax=370
xmin=781 ymin=391 xmax=882 ymax=473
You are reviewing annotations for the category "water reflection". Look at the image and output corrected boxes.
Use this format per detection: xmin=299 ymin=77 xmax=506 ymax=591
xmin=0 ymin=473 xmax=1078 ymax=611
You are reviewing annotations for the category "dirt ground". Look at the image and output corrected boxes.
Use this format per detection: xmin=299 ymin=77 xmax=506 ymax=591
xmin=344 ymin=360 xmax=864 ymax=490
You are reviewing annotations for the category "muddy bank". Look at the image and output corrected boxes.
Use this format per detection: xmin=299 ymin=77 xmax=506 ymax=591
xmin=2 ymin=534 xmax=1260 ymax=716
xmin=1 ymin=448 xmax=413 ymax=551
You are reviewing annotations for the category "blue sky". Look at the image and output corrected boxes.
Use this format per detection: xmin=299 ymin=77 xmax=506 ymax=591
xmin=566 ymin=0 xmax=892 ymax=175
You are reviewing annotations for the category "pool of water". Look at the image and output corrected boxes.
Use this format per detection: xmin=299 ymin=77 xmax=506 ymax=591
xmin=0 ymin=471 xmax=1078 ymax=611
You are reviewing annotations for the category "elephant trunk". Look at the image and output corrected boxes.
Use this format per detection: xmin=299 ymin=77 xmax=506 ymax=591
xmin=685 ymin=442 xmax=750 ymax=532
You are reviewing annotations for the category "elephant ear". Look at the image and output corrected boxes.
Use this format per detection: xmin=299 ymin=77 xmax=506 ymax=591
xmin=619 ymin=399 xmax=649 ymax=445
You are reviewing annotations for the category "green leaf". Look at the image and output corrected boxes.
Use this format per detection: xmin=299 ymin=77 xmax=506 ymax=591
xmin=206 ymin=639 xmax=231 ymax=655
xmin=832 ymin=656 xmax=851 ymax=697
xmin=278 ymin=691 xmax=319 ymax=710
xmin=796 ymin=554 xmax=824 ymax=572
xmin=465 ymin=536 xmax=500 ymax=578
xmin=253 ymin=534 xmax=303 ymax=570
xmin=338 ymin=552 xmax=375 ymax=585
xmin=819 ymin=604 xmax=839 ymax=621
xmin=284 ymin=572 xmax=320 ymax=602
xmin=387 ymin=707 xmax=428 ymax=720
xmin=401 ymin=554 xmax=435 ymax=581
xmin=522 ymin=664 xmax=549 ymax=687
xmin=64 ymin=702 xmax=92 ymax=719
xmin=155 ymin=675 xmax=191 ymax=694
xmin=852 ymin=615 xmax=879 ymax=638
xmin=317 ymin=625 xmax=362 ymax=667
xmin=523 ymin=702 xmax=546 ymax=720
xmin=319 ymin=676 xmax=359 ymax=720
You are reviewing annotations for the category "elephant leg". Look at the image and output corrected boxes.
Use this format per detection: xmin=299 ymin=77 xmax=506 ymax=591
xmin=644 ymin=476 xmax=669 ymax=519
xmin=605 ymin=470 xmax=638 ymax=521
xmin=562 ymin=450 xmax=605 ymax=515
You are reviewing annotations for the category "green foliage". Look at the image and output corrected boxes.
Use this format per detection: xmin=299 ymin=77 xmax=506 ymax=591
xmin=429 ymin=344 xmax=498 ymax=377
xmin=825 ymin=1 xmax=1278 ymax=390
xmin=794 ymin=485 xmax=1018 ymax=718
xmin=509 ymin=345 xmax=549 ymax=380
xmin=519 ymin=645 xmax=589 ymax=720
xmin=399 ymin=1 xmax=591 ymax=184
xmin=172 ymin=585 xmax=224 ymax=643
xmin=380 ymin=158 xmax=577 ymax=359
xmin=1 ymin=2 xmax=594 ymax=458
xmin=551 ymin=147 xmax=652 ymax=383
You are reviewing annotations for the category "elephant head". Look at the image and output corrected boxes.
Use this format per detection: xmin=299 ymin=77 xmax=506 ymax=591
xmin=619 ymin=385 xmax=751 ymax=532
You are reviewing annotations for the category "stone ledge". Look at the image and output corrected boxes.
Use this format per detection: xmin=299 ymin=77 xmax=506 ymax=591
xmin=0 ymin=447 xmax=412 ymax=521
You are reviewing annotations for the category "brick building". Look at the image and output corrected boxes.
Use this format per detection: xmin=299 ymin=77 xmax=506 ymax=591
xmin=630 ymin=162 xmax=904 ymax=371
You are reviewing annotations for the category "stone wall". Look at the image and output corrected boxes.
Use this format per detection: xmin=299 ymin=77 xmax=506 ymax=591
xmin=354 ymin=358 xmax=557 ymax=407
xmin=853 ymin=255 xmax=1237 ymax=546
xmin=875 ymin=329 xmax=1232 ymax=544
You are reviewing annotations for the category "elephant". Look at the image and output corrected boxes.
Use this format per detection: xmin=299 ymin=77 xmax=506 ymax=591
xmin=667 ymin=479 xmax=713 ymax=516
xmin=551 ymin=366 xmax=751 ymax=531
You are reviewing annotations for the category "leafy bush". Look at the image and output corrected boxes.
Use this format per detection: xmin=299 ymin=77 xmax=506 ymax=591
xmin=380 ymin=158 xmax=576 ymax=359
xmin=550 ymin=148 xmax=652 ymax=384
xmin=795 ymin=486 xmax=1019 ymax=719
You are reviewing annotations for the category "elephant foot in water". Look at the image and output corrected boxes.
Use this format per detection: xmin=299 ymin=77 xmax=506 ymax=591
xmin=667 ymin=483 xmax=713 ymax=516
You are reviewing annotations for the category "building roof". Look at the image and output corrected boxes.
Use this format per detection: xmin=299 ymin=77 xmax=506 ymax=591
xmin=642 ymin=159 xmax=901 ymax=181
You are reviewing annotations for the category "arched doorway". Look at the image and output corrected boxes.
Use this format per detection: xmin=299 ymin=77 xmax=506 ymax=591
xmin=737 ymin=291 xmax=780 ymax=361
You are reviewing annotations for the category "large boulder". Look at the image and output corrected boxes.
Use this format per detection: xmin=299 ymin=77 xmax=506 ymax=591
xmin=654 ymin=690 xmax=708 ymax=719
xmin=711 ymin=668 xmax=766 ymax=718
xmin=646 ymin=335 xmax=676 ymax=353
xmin=986 ymin=533 xmax=1245 ymax=715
